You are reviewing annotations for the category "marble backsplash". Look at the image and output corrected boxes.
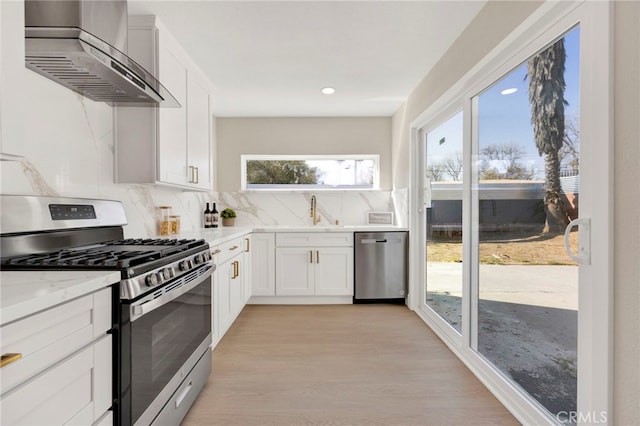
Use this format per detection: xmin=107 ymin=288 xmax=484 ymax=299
xmin=0 ymin=71 xmax=402 ymax=236
xmin=219 ymin=191 xmax=394 ymax=227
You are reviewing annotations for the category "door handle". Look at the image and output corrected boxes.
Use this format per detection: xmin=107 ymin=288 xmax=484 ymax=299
xmin=564 ymin=218 xmax=590 ymax=265
xmin=309 ymin=250 xmax=313 ymax=264
xmin=175 ymin=381 xmax=193 ymax=408
xmin=232 ymin=260 xmax=239 ymax=279
xmin=316 ymin=250 xmax=320 ymax=263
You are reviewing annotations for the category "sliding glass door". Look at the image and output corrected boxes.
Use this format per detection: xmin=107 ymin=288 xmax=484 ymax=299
xmin=425 ymin=111 xmax=464 ymax=334
xmin=473 ymin=27 xmax=580 ymax=420
xmin=413 ymin=3 xmax=612 ymax=422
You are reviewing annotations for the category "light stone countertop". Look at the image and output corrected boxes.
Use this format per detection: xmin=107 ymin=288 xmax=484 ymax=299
xmin=0 ymin=270 xmax=121 ymax=326
xmin=176 ymin=226 xmax=408 ymax=244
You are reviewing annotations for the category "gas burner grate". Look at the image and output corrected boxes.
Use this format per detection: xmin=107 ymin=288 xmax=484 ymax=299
xmin=2 ymin=248 xmax=162 ymax=269
xmin=106 ymin=238 xmax=198 ymax=247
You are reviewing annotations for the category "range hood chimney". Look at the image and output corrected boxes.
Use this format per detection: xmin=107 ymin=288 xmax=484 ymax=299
xmin=25 ymin=0 xmax=179 ymax=107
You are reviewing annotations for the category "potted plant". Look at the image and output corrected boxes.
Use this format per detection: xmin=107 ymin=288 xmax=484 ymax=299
xmin=221 ymin=208 xmax=236 ymax=226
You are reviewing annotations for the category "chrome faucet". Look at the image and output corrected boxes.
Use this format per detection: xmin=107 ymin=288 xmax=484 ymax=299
xmin=310 ymin=195 xmax=321 ymax=225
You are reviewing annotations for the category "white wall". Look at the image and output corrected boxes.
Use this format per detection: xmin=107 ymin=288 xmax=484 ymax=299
xmin=612 ymin=1 xmax=640 ymax=422
xmin=0 ymin=67 xmax=215 ymax=237
xmin=391 ymin=1 xmax=640 ymax=423
xmin=217 ymin=117 xmax=392 ymax=191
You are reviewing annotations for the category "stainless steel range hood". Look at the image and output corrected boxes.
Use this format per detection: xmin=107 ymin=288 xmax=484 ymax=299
xmin=25 ymin=0 xmax=179 ymax=107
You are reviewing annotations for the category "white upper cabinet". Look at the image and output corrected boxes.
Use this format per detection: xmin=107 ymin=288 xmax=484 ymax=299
xmin=115 ymin=15 xmax=215 ymax=191
xmin=186 ymin=69 xmax=214 ymax=190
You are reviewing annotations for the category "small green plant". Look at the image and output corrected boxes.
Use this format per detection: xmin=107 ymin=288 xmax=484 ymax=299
xmin=221 ymin=208 xmax=236 ymax=219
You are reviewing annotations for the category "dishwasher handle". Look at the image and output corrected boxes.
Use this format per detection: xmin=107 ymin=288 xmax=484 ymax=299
xmin=360 ymin=238 xmax=387 ymax=244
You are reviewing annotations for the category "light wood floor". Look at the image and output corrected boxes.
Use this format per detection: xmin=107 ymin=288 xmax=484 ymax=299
xmin=182 ymin=304 xmax=519 ymax=425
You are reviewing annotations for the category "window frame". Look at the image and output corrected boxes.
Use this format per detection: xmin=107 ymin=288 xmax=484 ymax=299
xmin=240 ymin=154 xmax=381 ymax=191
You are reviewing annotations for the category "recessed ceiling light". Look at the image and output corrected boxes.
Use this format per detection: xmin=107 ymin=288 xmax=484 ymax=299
xmin=501 ymin=88 xmax=518 ymax=95
xmin=321 ymin=87 xmax=336 ymax=95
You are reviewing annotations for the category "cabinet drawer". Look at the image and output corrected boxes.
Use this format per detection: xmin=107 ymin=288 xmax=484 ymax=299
xmin=0 ymin=334 xmax=112 ymax=425
xmin=216 ymin=237 xmax=246 ymax=264
xmin=0 ymin=288 xmax=111 ymax=394
xmin=276 ymin=232 xmax=353 ymax=247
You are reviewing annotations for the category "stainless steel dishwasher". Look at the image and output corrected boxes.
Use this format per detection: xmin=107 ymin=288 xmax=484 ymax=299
xmin=354 ymin=231 xmax=408 ymax=303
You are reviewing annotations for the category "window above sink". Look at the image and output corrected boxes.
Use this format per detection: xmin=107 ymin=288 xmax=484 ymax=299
xmin=241 ymin=154 xmax=380 ymax=191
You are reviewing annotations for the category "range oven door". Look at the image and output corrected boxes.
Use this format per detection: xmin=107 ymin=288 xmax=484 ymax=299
xmin=118 ymin=264 xmax=213 ymax=426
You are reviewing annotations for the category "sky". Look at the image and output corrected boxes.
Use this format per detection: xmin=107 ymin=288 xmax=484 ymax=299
xmin=426 ymin=25 xmax=580 ymax=181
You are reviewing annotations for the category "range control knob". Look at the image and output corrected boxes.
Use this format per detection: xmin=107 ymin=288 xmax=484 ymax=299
xmin=165 ymin=267 xmax=176 ymax=279
xmin=194 ymin=254 xmax=204 ymax=265
xmin=161 ymin=268 xmax=173 ymax=281
xmin=179 ymin=259 xmax=192 ymax=271
xmin=202 ymin=252 xmax=211 ymax=262
xmin=145 ymin=274 xmax=158 ymax=287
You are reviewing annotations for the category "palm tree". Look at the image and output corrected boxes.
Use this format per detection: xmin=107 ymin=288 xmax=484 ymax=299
xmin=527 ymin=38 xmax=569 ymax=234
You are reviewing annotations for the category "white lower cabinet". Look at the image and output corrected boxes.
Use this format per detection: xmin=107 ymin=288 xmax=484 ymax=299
xmin=210 ymin=236 xmax=247 ymax=346
xmin=275 ymin=233 xmax=354 ymax=297
xmin=250 ymin=233 xmax=276 ymax=296
xmin=0 ymin=287 xmax=113 ymax=425
xmin=275 ymin=247 xmax=353 ymax=296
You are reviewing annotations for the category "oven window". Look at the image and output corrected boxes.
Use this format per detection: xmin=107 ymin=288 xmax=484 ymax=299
xmin=129 ymin=277 xmax=211 ymax=423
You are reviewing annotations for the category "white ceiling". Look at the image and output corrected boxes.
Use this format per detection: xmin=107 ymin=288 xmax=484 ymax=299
xmin=128 ymin=1 xmax=486 ymax=117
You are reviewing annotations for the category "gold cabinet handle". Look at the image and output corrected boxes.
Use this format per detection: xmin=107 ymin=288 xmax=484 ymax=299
xmin=1 ymin=353 xmax=22 ymax=368
xmin=232 ymin=260 xmax=239 ymax=279
xmin=245 ymin=238 xmax=250 ymax=252
xmin=309 ymin=250 xmax=313 ymax=263
xmin=229 ymin=245 xmax=239 ymax=251
xmin=236 ymin=260 xmax=240 ymax=278
xmin=211 ymin=249 xmax=221 ymax=255
xmin=194 ymin=167 xmax=199 ymax=184
xmin=316 ymin=250 xmax=320 ymax=263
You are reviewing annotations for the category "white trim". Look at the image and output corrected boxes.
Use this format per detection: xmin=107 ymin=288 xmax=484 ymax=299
xmin=575 ymin=2 xmax=614 ymax=423
xmin=408 ymin=1 xmax=613 ymax=424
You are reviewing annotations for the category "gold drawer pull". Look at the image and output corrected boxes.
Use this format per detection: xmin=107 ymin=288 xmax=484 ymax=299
xmin=1 ymin=353 xmax=22 ymax=368
xmin=211 ymin=249 xmax=221 ymax=255
xmin=229 ymin=245 xmax=239 ymax=251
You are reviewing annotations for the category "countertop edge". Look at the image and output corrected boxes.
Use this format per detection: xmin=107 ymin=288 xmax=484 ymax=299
xmin=1 ymin=270 xmax=120 ymax=326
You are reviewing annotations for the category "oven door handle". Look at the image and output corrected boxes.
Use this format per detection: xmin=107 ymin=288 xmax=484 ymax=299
xmin=130 ymin=263 xmax=215 ymax=322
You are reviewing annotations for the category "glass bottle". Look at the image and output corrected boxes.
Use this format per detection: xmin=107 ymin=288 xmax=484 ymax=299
xmin=204 ymin=203 xmax=212 ymax=229
xmin=211 ymin=203 xmax=219 ymax=228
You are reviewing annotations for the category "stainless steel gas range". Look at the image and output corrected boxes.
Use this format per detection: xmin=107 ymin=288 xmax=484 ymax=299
xmin=0 ymin=195 xmax=214 ymax=426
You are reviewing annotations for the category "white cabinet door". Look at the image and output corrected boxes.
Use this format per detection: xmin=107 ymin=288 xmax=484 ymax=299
xmin=186 ymin=70 xmax=213 ymax=190
xmin=217 ymin=259 xmax=232 ymax=336
xmin=229 ymin=256 xmax=244 ymax=319
xmin=242 ymin=236 xmax=252 ymax=302
xmin=275 ymin=248 xmax=314 ymax=296
xmin=157 ymin=33 xmax=188 ymax=186
xmin=315 ymin=247 xmax=354 ymax=296
xmin=251 ymin=233 xmax=276 ymax=296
